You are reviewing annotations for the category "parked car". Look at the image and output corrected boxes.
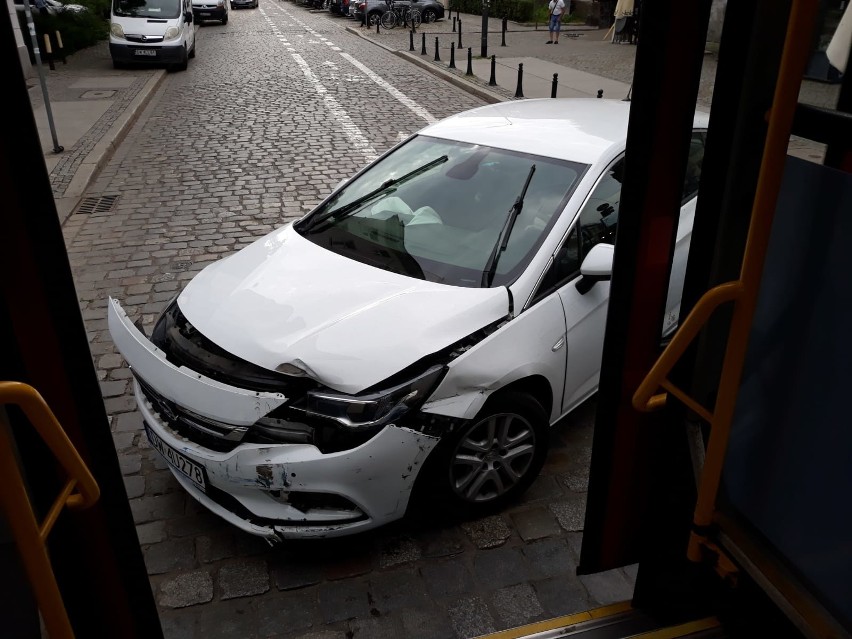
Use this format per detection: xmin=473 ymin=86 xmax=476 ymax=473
xmin=108 ymin=98 xmax=708 ymax=542
xmin=231 ymin=0 xmax=258 ymax=9
xmin=14 ymin=0 xmax=87 ymax=15
xmin=192 ymin=0 xmax=228 ymax=23
xmin=354 ymin=0 xmax=443 ymax=25
xmin=110 ymin=0 xmax=196 ymax=71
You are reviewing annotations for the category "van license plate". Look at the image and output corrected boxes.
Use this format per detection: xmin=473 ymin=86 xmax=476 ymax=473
xmin=134 ymin=49 xmax=157 ymax=56
xmin=145 ymin=423 xmax=207 ymax=491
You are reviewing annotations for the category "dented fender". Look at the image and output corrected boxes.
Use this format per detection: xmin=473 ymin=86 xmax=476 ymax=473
xmin=421 ymin=294 xmax=569 ymax=421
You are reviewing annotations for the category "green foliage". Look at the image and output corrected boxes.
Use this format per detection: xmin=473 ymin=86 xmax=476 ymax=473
xmin=447 ymin=0 xmax=535 ymax=23
xmin=18 ymin=3 xmax=108 ymax=60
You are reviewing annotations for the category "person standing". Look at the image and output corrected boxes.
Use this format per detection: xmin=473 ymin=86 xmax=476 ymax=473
xmin=547 ymin=0 xmax=566 ymax=43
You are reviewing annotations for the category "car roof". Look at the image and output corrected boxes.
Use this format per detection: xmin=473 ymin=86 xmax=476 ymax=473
xmin=419 ymin=98 xmax=710 ymax=166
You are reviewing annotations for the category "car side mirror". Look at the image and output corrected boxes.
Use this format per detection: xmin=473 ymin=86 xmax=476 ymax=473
xmin=576 ymin=243 xmax=614 ymax=294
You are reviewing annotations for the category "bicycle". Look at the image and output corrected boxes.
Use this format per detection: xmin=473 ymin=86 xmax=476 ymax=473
xmin=379 ymin=0 xmax=420 ymax=29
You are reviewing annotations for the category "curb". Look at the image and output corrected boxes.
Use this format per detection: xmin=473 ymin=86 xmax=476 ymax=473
xmin=58 ymin=69 xmax=166 ymax=223
xmin=345 ymin=25 xmax=508 ymax=104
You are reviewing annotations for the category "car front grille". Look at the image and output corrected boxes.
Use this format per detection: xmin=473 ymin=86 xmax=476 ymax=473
xmin=137 ymin=377 xmax=247 ymax=453
xmin=125 ymin=34 xmax=164 ymax=43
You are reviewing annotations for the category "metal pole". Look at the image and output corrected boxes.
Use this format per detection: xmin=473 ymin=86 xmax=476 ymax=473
xmin=434 ymin=36 xmax=441 ymax=61
xmin=22 ymin=0 xmax=63 ymax=152
xmin=480 ymin=0 xmax=489 ymax=58
xmin=488 ymin=54 xmax=497 ymax=85
xmin=514 ymin=62 xmax=524 ymax=98
xmin=449 ymin=42 xmax=456 ymax=68
xmin=551 ymin=73 xmax=558 ymax=98
xmin=466 ymin=47 xmax=474 ymax=75
xmin=453 ymin=16 xmax=456 ymax=31
xmin=458 ymin=19 xmax=462 ymax=48
xmin=597 ymin=89 xmax=604 ymax=98
xmin=501 ymin=16 xmax=507 ymax=46
xmin=421 ymin=31 xmax=427 ymax=54
xmin=410 ymin=30 xmax=415 ymax=51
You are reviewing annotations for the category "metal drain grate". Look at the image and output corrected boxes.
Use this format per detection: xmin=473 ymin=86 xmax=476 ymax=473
xmin=75 ymin=195 xmax=119 ymax=215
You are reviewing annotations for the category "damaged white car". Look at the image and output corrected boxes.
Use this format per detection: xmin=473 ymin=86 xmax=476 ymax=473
xmin=108 ymin=98 xmax=709 ymax=542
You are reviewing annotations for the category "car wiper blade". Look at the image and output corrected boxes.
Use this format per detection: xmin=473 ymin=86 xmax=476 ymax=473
xmin=302 ymin=155 xmax=448 ymax=231
xmin=481 ymin=164 xmax=536 ymax=288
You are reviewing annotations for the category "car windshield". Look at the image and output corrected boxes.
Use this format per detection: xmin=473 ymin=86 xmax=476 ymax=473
xmin=296 ymin=135 xmax=586 ymax=288
xmin=113 ymin=0 xmax=181 ymax=18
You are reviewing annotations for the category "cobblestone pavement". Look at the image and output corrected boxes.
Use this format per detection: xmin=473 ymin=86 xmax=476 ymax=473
xmin=59 ymin=3 xmax=637 ymax=638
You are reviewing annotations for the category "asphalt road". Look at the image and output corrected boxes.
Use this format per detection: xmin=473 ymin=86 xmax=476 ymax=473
xmin=60 ymin=4 xmax=639 ymax=638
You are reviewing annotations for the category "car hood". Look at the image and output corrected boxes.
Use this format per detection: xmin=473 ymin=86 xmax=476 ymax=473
xmin=178 ymin=224 xmax=511 ymax=395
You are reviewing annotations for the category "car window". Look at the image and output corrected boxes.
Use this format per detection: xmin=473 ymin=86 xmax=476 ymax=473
xmin=532 ymin=157 xmax=623 ymax=303
xmin=297 ymin=135 xmax=587 ymax=288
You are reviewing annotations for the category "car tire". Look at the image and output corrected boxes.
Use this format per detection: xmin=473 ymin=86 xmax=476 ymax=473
xmin=426 ymin=391 xmax=549 ymax=516
xmin=221 ymin=11 xmax=228 ymax=23
xmin=171 ymin=46 xmax=189 ymax=72
xmin=422 ymin=7 xmax=436 ymax=22
xmin=367 ymin=10 xmax=381 ymax=25
xmin=189 ymin=40 xmax=196 ymax=58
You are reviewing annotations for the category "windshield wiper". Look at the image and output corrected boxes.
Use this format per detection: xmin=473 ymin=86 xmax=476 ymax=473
xmin=481 ymin=164 xmax=536 ymax=288
xmin=302 ymin=155 xmax=448 ymax=232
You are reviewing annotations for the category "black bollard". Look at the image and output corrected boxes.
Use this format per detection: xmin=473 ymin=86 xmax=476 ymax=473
xmin=376 ymin=19 xmax=380 ymax=34
xmin=403 ymin=10 xmax=408 ymax=27
xmin=449 ymin=42 xmax=456 ymax=69
xmin=466 ymin=47 xmax=473 ymax=76
xmin=488 ymin=54 xmax=497 ymax=86
xmin=551 ymin=73 xmax=558 ymax=98
xmin=410 ymin=30 xmax=415 ymax=51
xmin=453 ymin=16 xmax=456 ymax=32
xmin=43 ymin=33 xmax=55 ymax=70
xmin=515 ymin=63 xmax=524 ymax=98
xmin=458 ymin=19 xmax=462 ymax=49
xmin=411 ymin=12 xmax=416 ymax=32
xmin=421 ymin=32 xmax=427 ymax=54
xmin=597 ymin=89 xmax=603 ymax=98
xmin=501 ymin=17 xmax=507 ymax=46
xmin=434 ymin=37 xmax=441 ymax=61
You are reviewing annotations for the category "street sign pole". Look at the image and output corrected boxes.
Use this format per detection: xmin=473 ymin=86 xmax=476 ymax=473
xmin=480 ymin=0 xmax=489 ymax=58
xmin=22 ymin=0 xmax=63 ymax=152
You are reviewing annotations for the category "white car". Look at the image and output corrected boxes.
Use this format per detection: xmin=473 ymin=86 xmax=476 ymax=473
xmin=109 ymin=98 xmax=708 ymax=542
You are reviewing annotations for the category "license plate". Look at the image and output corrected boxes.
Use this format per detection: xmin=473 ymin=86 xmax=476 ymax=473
xmin=134 ymin=49 xmax=157 ymax=57
xmin=145 ymin=423 xmax=207 ymax=491
xmin=199 ymin=11 xmax=211 ymax=15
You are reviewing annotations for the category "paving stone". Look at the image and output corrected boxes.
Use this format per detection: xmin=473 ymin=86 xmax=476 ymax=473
xmin=147 ymin=469 xmax=181 ymax=496
xmin=367 ymin=569 xmax=430 ymax=614
xmin=255 ymin=589 xmax=318 ymax=637
xmin=144 ymin=538 xmax=196 ymax=575
xmin=557 ymin=466 xmax=591 ymax=492
xmin=219 ymin=559 xmax=270 ymax=600
xmin=168 ymin=512 xmax=227 ymax=538
xmin=158 ymin=571 xmax=214 ymax=608
xmin=418 ymin=526 xmax=468 ymax=559
xmin=348 ymin=613 xmax=406 ymax=639
xmin=377 ymin=534 xmax=422 ymax=568
xmin=323 ymin=554 xmax=373 ymax=581
xmin=119 ymin=453 xmax=142 ymax=475
xmin=114 ymin=411 xmax=143 ymax=432
xmin=522 ymin=538 xmax=577 ymax=579
xmin=130 ymin=493 xmax=185 ymax=525
xmin=290 ymin=630 xmax=349 ymax=639
xmin=158 ymin=608 xmax=200 ymax=639
xmin=579 ymin=568 xmax=635 ymax=605
xmin=272 ymin=557 xmax=326 ymax=591
xmin=197 ymin=532 xmax=237 ymax=564
xmin=472 ymin=546 xmax=534 ymax=589
xmin=113 ymin=431 xmax=135 ymax=451
xmin=123 ymin=475 xmax=145 ymax=499
xmin=317 ymin=578 xmax=371 ymax=624
xmin=195 ymin=598 xmax=257 ymax=639
xmin=510 ymin=507 xmax=562 ymax=541
xmin=399 ymin=606 xmax=456 ymax=639
xmin=533 ymin=576 xmax=593 ymax=617
xmin=565 ymin=531 xmax=584 ymax=561
xmin=447 ymin=596 xmax=497 ymax=638
xmin=549 ymin=493 xmax=588 ymax=532
xmin=419 ymin=557 xmax=475 ymax=599
xmin=100 ymin=379 xmax=127 ymax=398
xmin=460 ymin=515 xmax=513 ymax=549
xmin=492 ymin=582 xmax=545 ymax=627
xmin=136 ymin=521 xmax=168 ymax=545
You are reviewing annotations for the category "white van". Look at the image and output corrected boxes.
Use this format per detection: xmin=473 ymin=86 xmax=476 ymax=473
xmin=109 ymin=0 xmax=196 ymax=71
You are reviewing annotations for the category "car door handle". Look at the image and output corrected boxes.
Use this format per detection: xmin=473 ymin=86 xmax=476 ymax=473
xmin=552 ymin=336 xmax=565 ymax=352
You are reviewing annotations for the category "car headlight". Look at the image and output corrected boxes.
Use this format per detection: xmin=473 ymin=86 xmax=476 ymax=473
xmin=306 ymin=365 xmax=445 ymax=430
xmin=110 ymin=22 xmax=125 ymax=37
xmin=164 ymin=26 xmax=180 ymax=40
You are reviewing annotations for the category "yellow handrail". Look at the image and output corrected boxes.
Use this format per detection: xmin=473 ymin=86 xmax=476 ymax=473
xmin=0 ymin=381 xmax=100 ymax=639
xmin=631 ymin=0 xmax=820 ymax=565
